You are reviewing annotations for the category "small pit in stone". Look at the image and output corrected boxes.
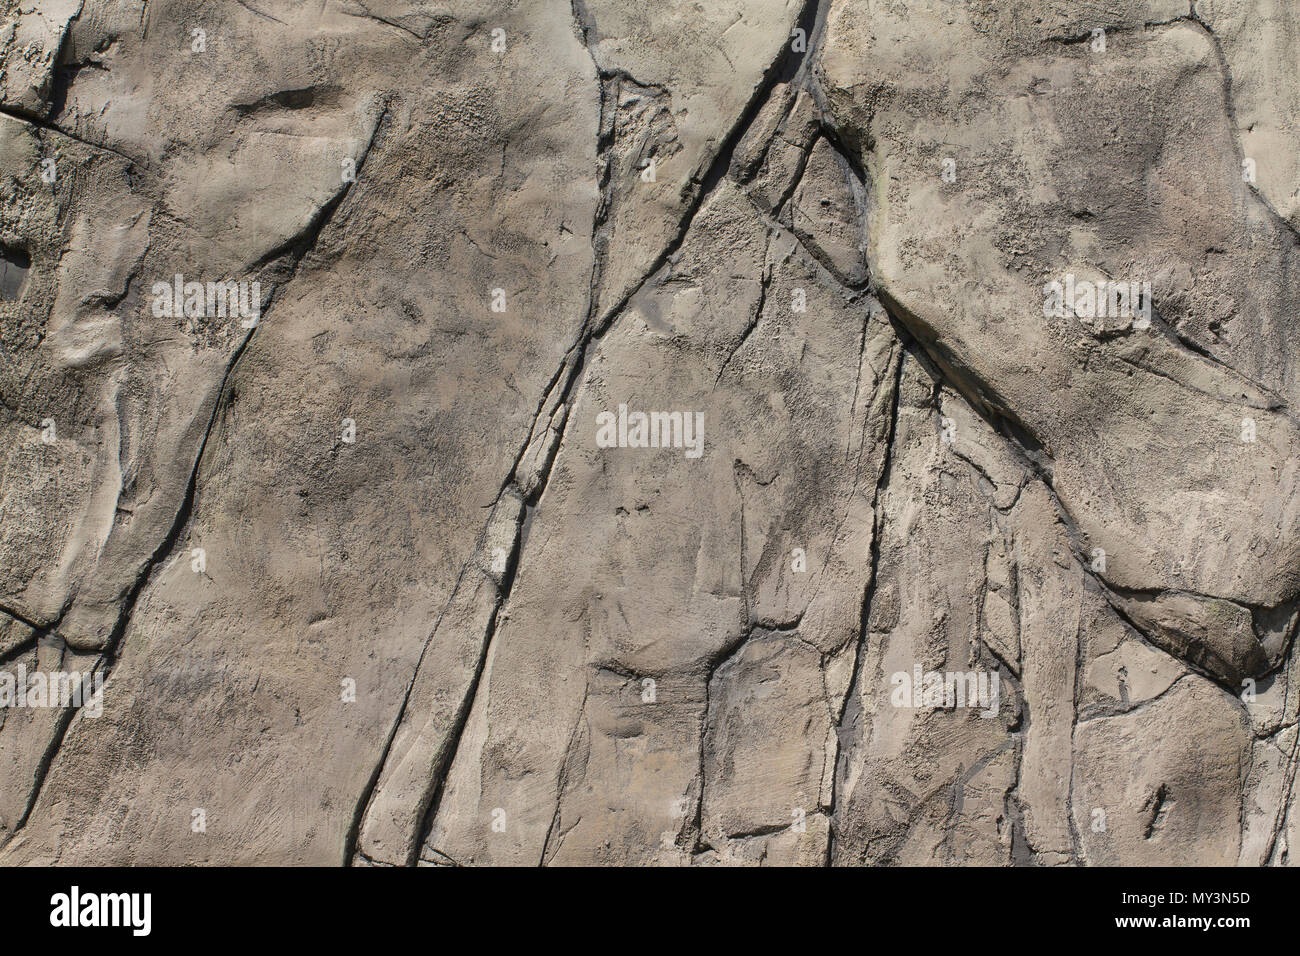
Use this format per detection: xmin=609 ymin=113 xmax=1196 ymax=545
xmin=0 ymin=246 xmax=31 ymax=300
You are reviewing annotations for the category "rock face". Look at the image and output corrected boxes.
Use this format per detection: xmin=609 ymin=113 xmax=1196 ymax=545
xmin=0 ymin=0 xmax=1296 ymax=866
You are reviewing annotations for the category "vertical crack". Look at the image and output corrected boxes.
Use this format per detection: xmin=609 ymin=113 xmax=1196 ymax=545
xmin=825 ymin=336 xmax=905 ymax=865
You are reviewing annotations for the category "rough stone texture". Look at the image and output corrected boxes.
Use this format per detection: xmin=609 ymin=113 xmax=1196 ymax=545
xmin=0 ymin=0 xmax=1297 ymax=866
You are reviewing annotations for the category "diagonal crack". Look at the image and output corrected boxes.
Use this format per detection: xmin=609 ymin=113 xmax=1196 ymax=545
xmin=714 ymin=231 xmax=773 ymax=385
xmin=231 ymin=0 xmax=286 ymax=25
xmin=343 ymin=487 xmax=524 ymax=866
xmin=1 ymin=105 xmax=389 ymax=848
xmin=0 ymin=105 xmax=146 ymax=169
xmin=352 ymin=0 xmax=835 ymax=867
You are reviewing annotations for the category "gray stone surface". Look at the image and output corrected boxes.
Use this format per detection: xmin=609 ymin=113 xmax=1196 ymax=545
xmin=1 ymin=0 xmax=1296 ymax=865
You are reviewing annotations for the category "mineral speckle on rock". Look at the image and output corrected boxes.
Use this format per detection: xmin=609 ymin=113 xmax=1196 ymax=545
xmin=0 ymin=0 xmax=1297 ymax=867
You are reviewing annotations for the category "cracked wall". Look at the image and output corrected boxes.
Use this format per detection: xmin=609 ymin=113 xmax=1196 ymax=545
xmin=0 ymin=0 xmax=1297 ymax=866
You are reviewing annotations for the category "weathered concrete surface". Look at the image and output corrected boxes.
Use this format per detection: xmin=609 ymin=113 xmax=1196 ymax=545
xmin=1 ymin=0 xmax=1296 ymax=865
